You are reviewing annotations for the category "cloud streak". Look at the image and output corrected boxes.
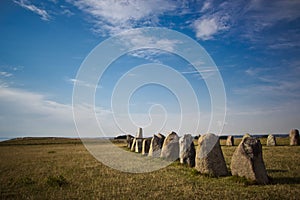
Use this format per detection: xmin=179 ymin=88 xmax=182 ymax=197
xmin=14 ymin=0 xmax=51 ymax=21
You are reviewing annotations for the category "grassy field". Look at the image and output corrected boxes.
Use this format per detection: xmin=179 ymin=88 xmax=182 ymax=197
xmin=0 ymin=137 xmax=299 ymax=199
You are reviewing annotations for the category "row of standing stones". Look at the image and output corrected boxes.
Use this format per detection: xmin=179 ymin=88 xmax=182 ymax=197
xmin=126 ymin=128 xmax=300 ymax=184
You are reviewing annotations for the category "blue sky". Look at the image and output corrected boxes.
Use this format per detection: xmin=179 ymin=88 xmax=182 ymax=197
xmin=0 ymin=0 xmax=300 ymax=138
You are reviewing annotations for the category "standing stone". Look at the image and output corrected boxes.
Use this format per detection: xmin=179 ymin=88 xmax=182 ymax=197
xmin=179 ymin=134 xmax=195 ymax=167
xmin=148 ymin=133 xmax=165 ymax=157
xmin=266 ymin=134 xmax=276 ymax=146
xmin=136 ymin=127 xmax=143 ymax=138
xmin=242 ymin=133 xmax=251 ymax=140
xmin=226 ymin=136 xmax=234 ymax=146
xmin=195 ymin=133 xmax=228 ymax=177
xmin=230 ymin=137 xmax=269 ymax=184
xmin=135 ymin=138 xmax=143 ymax=153
xmin=142 ymin=138 xmax=151 ymax=155
xmin=130 ymin=138 xmax=136 ymax=152
xmin=160 ymin=132 xmax=179 ymax=160
xmin=289 ymin=129 xmax=300 ymax=146
xmin=126 ymin=135 xmax=134 ymax=149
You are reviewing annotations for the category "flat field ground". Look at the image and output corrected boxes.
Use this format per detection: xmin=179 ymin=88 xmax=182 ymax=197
xmin=0 ymin=137 xmax=299 ymax=199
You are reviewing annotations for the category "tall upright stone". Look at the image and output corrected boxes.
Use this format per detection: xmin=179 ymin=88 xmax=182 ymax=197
xmin=230 ymin=137 xmax=269 ymax=184
xmin=136 ymin=127 xmax=143 ymax=138
xmin=130 ymin=138 xmax=136 ymax=152
xmin=266 ymin=134 xmax=276 ymax=146
xmin=135 ymin=138 xmax=143 ymax=153
xmin=179 ymin=134 xmax=195 ymax=167
xmin=126 ymin=134 xmax=134 ymax=149
xmin=289 ymin=129 xmax=300 ymax=146
xmin=148 ymin=133 xmax=165 ymax=157
xmin=226 ymin=135 xmax=234 ymax=146
xmin=160 ymin=132 xmax=179 ymax=160
xmin=142 ymin=138 xmax=151 ymax=156
xmin=195 ymin=133 xmax=228 ymax=177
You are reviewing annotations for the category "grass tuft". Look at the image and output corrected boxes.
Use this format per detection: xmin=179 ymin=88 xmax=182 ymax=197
xmin=46 ymin=175 xmax=68 ymax=187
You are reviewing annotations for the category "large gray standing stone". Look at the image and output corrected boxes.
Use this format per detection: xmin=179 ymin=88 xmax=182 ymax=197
xmin=266 ymin=134 xmax=276 ymax=146
xmin=160 ymin=132 xmax=179 ymax=160
xmin=148 ymin=133 xmax=165 ymax=157
xmin=195 ymin=133 xmax=228 ymax=177
xmin=135 ymin=138 xmax=143 ymax=153
xmin=130 ymin=138 xmax=136 ymax=152
xmin=226 ymin=135 xmax=234 ymax=146
xmin=126 ymin=135 xmax=134 ymax=149
xmin=141 ymin=138 xmax=151 ymax=155
xmin=289 ymin=129 xmax=300 ymax=146
xmin=230 ymin=137 xmax=269 ymax=184
xmin=179 ymin=134 xmax=195 ymax=167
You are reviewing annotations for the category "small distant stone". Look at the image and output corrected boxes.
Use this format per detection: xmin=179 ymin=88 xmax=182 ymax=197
xmin=242 ymin=133 xmax=251 ymax=140
xmin=160 ymin=132 xmax=179 ymax=160
xmin=130 ymin=138 xmax=136 ymax=152
xmin=195 ymin=133 xmax=228 ymax=177
xmin=148 ymin=133 xmax=165 ymax=157
xmin=142 ymin=138 xmax=151 ymax=156
xmin=136 ymin=127 xmax=143 ymax=138
xmin=135 ymin=138 xmax=143 ymax=153
xmin=266 ymin=134 xmax=276 ymax=146
xmin=226 ymin=135 xmax=234 ymax=146
xmin=179 ymin=134 xmax=195 ymax=167
xmin=126 ymin=135 xmax=134 ymax=149
xmin=230 ymin=137 xmax=269 ymax=184
xmin=289 ymin=129 xmax=300 ymax=146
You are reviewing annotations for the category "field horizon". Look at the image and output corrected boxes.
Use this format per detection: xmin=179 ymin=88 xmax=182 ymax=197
xmin=0 ymin=136 xmax=299 ymax=199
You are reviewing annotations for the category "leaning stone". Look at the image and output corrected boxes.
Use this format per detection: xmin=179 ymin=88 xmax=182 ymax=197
xmin=266 ymin=134 xmax=276 ymax=146
xmin=148 ymin=133 xmax=165 ymax=157
xmin=195 ymin=133 xmax=228 ymax=176
xmin=142 ymin=138 xmax=151 ymax=156
xmin=230 ymin=137 xmax=269 ymax=184
xmin=160 ymin=132 xmax=179 ymax=160
xmin=126 ymin=135 xmax=134 ymax=149
xmin=179 ymin=134 xmax=195 ymax=167
xmin=130 ymin=138 xmax=136 ymax=152
xmin=289 ymin=129 xmax=300 ymax=146
xmin=135 ymin=138 xmax=143 ymax=153
xmin=226 ymin=136 xmax=234 ymax=146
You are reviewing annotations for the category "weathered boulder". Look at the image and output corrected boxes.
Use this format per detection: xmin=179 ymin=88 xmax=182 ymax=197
xmin=160 ymin=132 xmax=179 ymax=160
xmin=289 ymin=129 xmax=300 ymax=146
xmin=126 ymin=135 xmax=134 ymax=149
xmin=148 ymin=133 xmax=165 ymax=157
xmin=135 ymin=138 xmax=143 ymax=153
xmin=142 ymin=138 xmax=151 ymax=155
xmin=226 ymin=135 xmax=234 ymax=146
xmin=195 ymin=133 xmax=228 ymax=177
xmin=179 ymin=134 xmax=195 ymax=167
xmin=130 ymin=138 xmax=136 ymax=152
xmin=266 ymin=134 xmax=276 ymax=146
xmin=230 ymin=137 xmax=269 ymax=184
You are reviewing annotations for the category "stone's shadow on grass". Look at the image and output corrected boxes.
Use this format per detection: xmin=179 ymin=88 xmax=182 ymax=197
xmin=270 ymin=177 xmax=300 ymax=185
xmin=267 ymin=169 xmax=288 ymax=173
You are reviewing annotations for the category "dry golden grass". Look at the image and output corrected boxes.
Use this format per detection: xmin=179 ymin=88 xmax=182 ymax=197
xmin=0 ymin=137 xmax=299 ymax=199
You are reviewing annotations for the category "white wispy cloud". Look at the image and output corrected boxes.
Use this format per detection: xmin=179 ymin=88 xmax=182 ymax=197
xmin=69 ymin=0 xmax=178 ymax=35
xmin=14 ymin=0 xmax=51 ymax=21
xmin=0 ymin=87 xmax=114 ymax=137
xmin=193 ymin=15 xmax=229 ymax=40
xmin=0 ymin=71 xmax=12 ymax=78
xmin=67 ymin=78 xmax=102 ymax=89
